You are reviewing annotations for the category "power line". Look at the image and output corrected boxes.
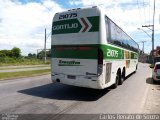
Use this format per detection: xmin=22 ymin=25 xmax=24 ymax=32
xmin=143 ymin=0 xmax=146 ymax=25
xmin=148 ymin=0 xmax=151 ymax=25
xmin=137 ymin=28 xmax=151 ymax=38
xmin=141 ymin=0 xmax=155 ymax=64
xmin=137 ymin=0 xmax=152 ymax=26
xmin=46 ymin=32 xmax=51 ymax=40
xmin=137 ymin=0 xmax=143 ymax=25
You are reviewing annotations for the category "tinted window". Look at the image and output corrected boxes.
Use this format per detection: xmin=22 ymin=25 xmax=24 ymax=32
xmin=105 ymin=17 xmax=109 ymax=41
xmin=105 ymin=16 xmax=139 ymax=53
xmin=108 ymin=18 xmax=122 ymax=46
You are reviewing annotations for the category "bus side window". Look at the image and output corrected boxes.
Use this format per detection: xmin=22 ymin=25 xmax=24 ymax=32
xmin=105 ymin=16 xmax=110 ymax=42
xmin=105 ymin=16 xmax=139 ymax=53
xmin=107 ymin=18 xmax=122 ymax=46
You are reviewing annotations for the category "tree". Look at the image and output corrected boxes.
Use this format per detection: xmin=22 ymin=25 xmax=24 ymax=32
xmin=28 ymin=53 xmax=32 ymax=58
xmin=11 ymin=47 xmax=21 ymax=58
xmin=47 ymin=50 xmax=51 ymax=57
xmin=37 ymin=50 xmax=51 ymax=59
xmin=0 ymin=50 xmax=12 ymax=57
xmin=32 ymin=53 xmax=36 ymax=58
xmin=0 ymin=51 xmax=5 ymax=58
xmin=28 ymin=53 xmax=36 ymax=58
xmin=37 ymin=51 xmax=45 ymax=59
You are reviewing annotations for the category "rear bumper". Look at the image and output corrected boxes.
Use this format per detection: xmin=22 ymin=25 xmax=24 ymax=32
xmin=51 ymin=74 xmax=103 ymax=89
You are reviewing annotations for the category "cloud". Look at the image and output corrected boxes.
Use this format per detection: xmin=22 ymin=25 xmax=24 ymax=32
xmin=69 ymin=0 xmax=160 ymax=53
xmin=69 ymin=0 xmax=145 ymax=32
xmin=68 ymin=0 xmax=160 ymax=31
xmin=0 ymin=0 xmax=160 ymax=55
xmin=0 ymin=0 xmax=64 ymax=55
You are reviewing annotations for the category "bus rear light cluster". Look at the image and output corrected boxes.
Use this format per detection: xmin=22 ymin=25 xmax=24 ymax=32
xmin=98 ymin=49 xmax=103 ymax=65
xmin=98 ymin=49 xmax=103 ymax=76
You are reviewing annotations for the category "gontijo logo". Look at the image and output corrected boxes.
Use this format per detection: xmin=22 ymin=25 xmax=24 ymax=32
xmin=53 ymin=23 xmax=78 ymax=30
xmin=52 ymin=16 xmax=99 ymax=34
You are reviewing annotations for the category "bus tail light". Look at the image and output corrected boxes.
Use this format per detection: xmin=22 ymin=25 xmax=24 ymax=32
xmin=98 ymin=49 xmax=103 ymax=65
xmin=98 ymin=49 xmax=103 ymax=76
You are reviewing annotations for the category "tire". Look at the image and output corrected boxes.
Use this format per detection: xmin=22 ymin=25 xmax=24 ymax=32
xmin=119 ymin=70 xmax=125 ymax=85
xmin=136 ymin=64 xmax=138 ymax=70
xmin=133 ymin=70 xmax=136 ymax=74
xmin=119 ymin=74 xmax=124 ymax=85
xmin=152 ymin=78 xmax=156 ymax=84
xmin=134 ymin=65 xmax=138 ymax=73
xmin=112 ymin=73 xmax=119 ymax=89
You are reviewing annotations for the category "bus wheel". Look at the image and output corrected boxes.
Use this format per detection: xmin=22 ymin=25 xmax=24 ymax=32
xmin=136 ymin=64 xmax=138 ymax=70
xmin=134 ymin=64 xmax=138 ymax=73
xmin=112 ymin=73 xmax=119 ymax=89
xmin=119 ymin=70 xmax=125 ymax=85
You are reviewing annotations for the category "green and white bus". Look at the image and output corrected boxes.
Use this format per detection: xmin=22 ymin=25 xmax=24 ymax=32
xmin=51 ymin=6 xmax=139 ymax=89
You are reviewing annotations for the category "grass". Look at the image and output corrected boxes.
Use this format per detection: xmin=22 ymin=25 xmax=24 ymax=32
xmin=0 ymin=69 xmax=50 ymax=80
xmin=0 ymin=58 xmax=50 ymax=67
xmin=0 ymin=65 xmax=50 ymax=70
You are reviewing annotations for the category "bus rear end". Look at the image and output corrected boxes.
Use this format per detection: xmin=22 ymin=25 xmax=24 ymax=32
xmin=51 ymin=7 xmax=102 ymax=89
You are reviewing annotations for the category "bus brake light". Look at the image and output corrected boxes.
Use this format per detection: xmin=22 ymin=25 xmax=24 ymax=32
xmin=98 ymin=49 xmax=103 ymax=65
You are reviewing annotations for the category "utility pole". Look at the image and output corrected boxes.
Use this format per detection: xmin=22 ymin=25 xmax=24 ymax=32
xmin=142 ymin=0 xmax=155 ymax=63
xmin=138 ymin=41 xmax=147 ymax=53
xmin=44 ymin=28 xmax=47 ymax=63
xmin=142 ymin=41 xmax=147 ymax=53
xmin=152 ymin=0 xmax=155 ymax=56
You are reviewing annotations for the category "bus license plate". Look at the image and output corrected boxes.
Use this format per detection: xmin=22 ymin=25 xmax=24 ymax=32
xmin=67 ymin=75 xmax=76 ymax=79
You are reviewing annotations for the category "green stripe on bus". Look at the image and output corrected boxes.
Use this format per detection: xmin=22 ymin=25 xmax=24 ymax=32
xmin=99 ymin=45 xmax=123 ymax=59
xmin=51 ymin=44 xmax=138 ymax=59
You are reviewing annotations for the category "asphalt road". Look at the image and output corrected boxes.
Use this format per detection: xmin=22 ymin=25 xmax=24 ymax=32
xmin=0 ymin=63 xmax=156 ymax=117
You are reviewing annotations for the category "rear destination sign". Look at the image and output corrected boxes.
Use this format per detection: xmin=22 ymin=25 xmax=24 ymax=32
xmin=52 ymin=16 xmax=99 ymax=34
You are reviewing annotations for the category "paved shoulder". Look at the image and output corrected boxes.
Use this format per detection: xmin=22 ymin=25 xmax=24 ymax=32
xmin=143 ymin=78 xmax=160 ymax=113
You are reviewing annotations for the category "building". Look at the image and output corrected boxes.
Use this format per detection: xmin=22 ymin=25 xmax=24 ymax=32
xmin=150 ymin=46 xmax=160 ymax=57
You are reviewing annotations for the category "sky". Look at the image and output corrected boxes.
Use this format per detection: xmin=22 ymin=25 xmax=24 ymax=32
xmin=0 ymin=0 xmax=160 ymax=55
